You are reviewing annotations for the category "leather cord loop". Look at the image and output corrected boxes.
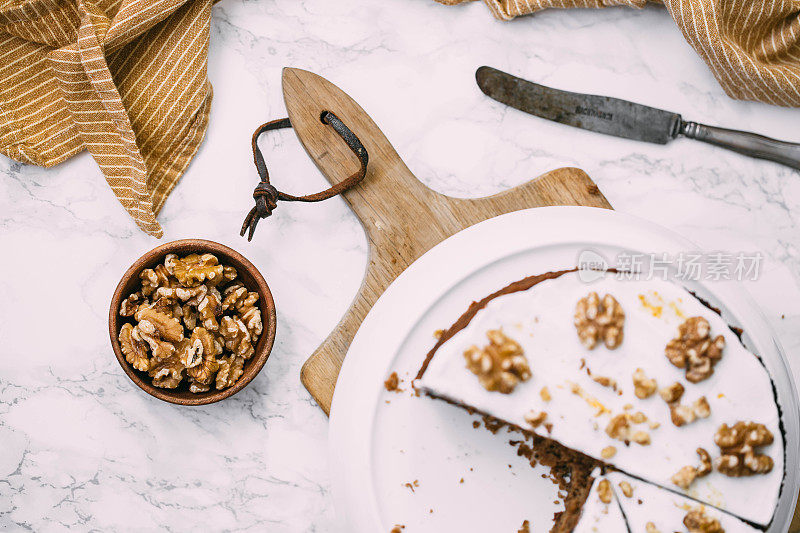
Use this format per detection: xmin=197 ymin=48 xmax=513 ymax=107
xmin=240 ymin=111 xmax=369 ymax=241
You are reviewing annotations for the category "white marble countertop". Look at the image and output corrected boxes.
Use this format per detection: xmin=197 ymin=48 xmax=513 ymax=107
xmin=1 ymin=0 xmax=799 ymax=530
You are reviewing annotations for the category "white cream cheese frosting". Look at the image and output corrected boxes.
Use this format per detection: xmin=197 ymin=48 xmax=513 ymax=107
xmin=418 ymin=271 xmax=783 ymax=526
xmin=606 ymin=471 xmax=760 ymax=532
xmin=573 ymin=471 xmax=627 ymax=533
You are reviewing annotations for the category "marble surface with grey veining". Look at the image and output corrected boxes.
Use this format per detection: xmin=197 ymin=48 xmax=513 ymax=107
xmin=1 ymin=0 xmax=799 ymax=531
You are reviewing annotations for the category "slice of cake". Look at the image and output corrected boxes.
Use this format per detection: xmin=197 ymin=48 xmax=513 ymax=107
xmin=607 ymin=471 xmax=760 ymax=532
xmin=573 ymin=471 xmax=627 ymax=532
xmin=416 ymin=270 xmax=784 ymax=527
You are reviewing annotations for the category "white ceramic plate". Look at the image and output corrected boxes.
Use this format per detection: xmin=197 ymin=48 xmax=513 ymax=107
xmin=328 ymin=206 xmax=799 ymax=533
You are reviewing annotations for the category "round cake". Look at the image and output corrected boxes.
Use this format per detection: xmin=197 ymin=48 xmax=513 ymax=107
xmin=416 ymin=270 xmax=785 ymax=531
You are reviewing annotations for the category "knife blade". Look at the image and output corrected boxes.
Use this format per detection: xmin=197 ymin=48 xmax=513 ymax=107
xmin=475 ymin=66 xmax=800 ymax=170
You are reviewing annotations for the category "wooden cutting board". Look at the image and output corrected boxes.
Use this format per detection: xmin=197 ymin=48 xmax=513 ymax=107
xmin=282 ymin=67 xmax=610 ymax=414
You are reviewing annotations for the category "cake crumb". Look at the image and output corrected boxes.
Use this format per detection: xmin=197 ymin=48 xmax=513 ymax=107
xmin=606 ymin=414 xmax=631 ymax=442
xmin=631 ymin=430 xmax=651 ymax=445
xmin=434 ymin=329 xmax=444 ymax=339
xmin=482 ymin=415 xmax=505 ymax=434
xmin=669 ymin=301 xmax=685 ymax=319
xmin=403 ymin=480 xmax=419 ymax=493
xmin=618 ymin=481 xmax=634 ymax=498
xmin=601 ymin=446 xmax=617 ymax=459
xmin=459 ymin=477 xmax=464 ymax=484
xmin=592 ymin=375 xmax=618 ymax=391
xmin=540 ymin=386 xmax=552 ymax=402
xmin=671 ymin=465 xmax=698 ymax=489
xmin=632 ymin=368 xmax=658 ymax=399
xmin=693 ymin=396 xmax=711 ymax=418
xmin=597 ymin=479 xmax=613 ymax=503
xmin=384 ymin=372 xmax=400 ymax=392
xmin=639 ymin=292 xmax=664 ymax=318
xmin=390 ymin=525 xmax=405 ymax=533
xmin=683 ymin=506 xmax=723 ymax=533
xmin=518 ymin=519 xmax=531 ymax=533
xmin=524 ymin=409 xmax=548 ymax=428
xmin=567 ymin=381 xmax=610 ymax=416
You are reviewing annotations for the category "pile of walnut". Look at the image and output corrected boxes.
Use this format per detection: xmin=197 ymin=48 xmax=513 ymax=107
xmin=118 ymin=253 xmax=262 ymax=392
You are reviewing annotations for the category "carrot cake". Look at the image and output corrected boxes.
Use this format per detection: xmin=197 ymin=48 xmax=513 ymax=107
xmin=416 ymin=270 xmax=784 ymax=529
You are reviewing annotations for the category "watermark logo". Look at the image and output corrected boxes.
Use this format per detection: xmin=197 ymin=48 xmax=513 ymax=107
xmin=577 ymin=249 xmax=609 ymax=283
xmin=576 ymin=249 xmax=763 ymax=282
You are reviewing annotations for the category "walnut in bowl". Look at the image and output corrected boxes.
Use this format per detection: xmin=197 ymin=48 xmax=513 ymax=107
xmin=109 ymin=240 xmax=276 ymax=405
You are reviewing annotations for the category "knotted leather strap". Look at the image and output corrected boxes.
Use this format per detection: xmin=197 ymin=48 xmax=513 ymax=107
xmin=240 ymin=111 xmax=369 ymax=241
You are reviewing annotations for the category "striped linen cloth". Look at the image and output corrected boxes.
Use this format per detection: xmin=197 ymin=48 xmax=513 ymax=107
xmin=439 ymin=0 xmax=800 ymax=107
xmin=0 ymin=0 xmax=214 ymax=237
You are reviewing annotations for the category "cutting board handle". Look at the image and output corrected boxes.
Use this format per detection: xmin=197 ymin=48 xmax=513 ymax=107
xmin=283 ymin=67 xmax=610 ymax=414
xmin=282 ymin=68 xmax=448 ymax=243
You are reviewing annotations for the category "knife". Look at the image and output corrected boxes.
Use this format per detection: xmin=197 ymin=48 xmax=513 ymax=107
xmin=476 ymin=66 xmax=800 ymax=171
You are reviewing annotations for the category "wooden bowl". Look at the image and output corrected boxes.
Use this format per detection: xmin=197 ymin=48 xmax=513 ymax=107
xmin=109 ymin=239 xmax=276 ymax=406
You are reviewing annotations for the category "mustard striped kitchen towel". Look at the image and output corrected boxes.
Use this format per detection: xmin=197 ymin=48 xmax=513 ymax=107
xmin=439 ymin=0 xmax=800 ymax=107
xmin=0 ymin=0 xmax=215 ymax=237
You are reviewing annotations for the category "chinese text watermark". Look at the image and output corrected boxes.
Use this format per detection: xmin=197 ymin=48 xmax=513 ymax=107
xmin=577 ymin=250 xmax=763 ymax=283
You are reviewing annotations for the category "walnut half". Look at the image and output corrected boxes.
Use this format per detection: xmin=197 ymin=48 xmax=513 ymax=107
xmin=574 ymin=292 xmax=625 ymax=349
xmin=119 ymin=323 xmax=150 ymax=371
xmin=463 ymin=329 xmax=531 ymax=393
xmin=665 ymin=317 xmax=725 ymax=383
xmin=713 ymin=422 xmax=774 ymax=476
xmin=165 ymin=253 xmax=224 ymax=287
